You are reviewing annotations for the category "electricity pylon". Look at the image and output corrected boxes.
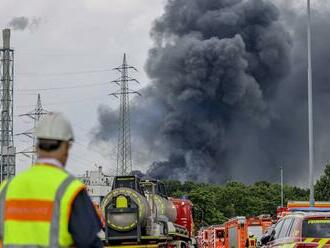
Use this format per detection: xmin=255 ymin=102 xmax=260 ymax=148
xmin=110 ymin=54 xmax=140 ymax=176
xmin=17 ymin=93 xmax=47 ymax=164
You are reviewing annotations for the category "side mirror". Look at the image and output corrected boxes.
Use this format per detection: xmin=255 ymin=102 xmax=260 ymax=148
xmin=269 ymin=229 xmax=276 ymax=241
xmin=260 ymin=230 xmax=275 ymax=245
xmin=260 ymin=235 xmax=271 ymax=245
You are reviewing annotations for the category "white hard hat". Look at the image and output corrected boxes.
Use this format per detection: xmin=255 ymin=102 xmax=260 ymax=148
xmin=35 ymin=112 xmax=74 ymax=141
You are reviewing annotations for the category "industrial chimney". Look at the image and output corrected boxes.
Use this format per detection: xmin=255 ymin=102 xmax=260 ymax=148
xmin=0 ymin=29 xmax=16 ymax=182
xmin=2 ymin=29 xmax=10 ymax=49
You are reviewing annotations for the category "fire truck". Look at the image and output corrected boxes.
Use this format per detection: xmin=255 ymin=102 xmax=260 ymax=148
xmin=196 ymin=228 xmax=205 ymax=248
xmin=224 ymin=216 xmax=273 ymax=248
xmin=197 ymin=225 xmax=225 ymax=248
xmin=198 ymin=215 xmax=272 ymax=248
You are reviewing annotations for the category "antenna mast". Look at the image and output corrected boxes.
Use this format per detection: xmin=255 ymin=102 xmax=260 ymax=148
xmin=110 ymin=54 xmax=140 ymax=176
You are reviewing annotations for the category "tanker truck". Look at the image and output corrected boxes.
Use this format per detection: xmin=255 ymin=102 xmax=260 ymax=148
xmin=101 ymin=175 xmax=195 ymax=248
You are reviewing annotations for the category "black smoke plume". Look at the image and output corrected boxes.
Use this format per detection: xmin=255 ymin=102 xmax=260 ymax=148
xmin=8 ymin=16 xmax=41 ymax=31
xmin=92 ymin=0 xmax=330 ymax=185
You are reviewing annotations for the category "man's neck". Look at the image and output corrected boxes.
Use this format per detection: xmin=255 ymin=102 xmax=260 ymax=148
xmin=36 ymin=158 xmax=64 ymax=168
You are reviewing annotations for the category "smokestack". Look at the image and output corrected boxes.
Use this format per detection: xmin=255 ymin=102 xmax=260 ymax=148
xmin=0 ymin=28 xmax=15 ymax=181
xmin=2 ymin=29 xmax=10 ymax=49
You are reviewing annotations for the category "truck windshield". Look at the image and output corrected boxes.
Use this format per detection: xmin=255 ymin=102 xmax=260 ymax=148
xmin=302 ymin=219 xmax=330 ymax=238
xmin=113 ymin=177 xmax=136 ymax=190
xmin=248 ymin=226 xmax=263 ymax=240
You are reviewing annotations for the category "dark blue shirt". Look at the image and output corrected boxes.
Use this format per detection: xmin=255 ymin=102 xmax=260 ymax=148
xmin=69 ymin=189 xmax=103 ymax=248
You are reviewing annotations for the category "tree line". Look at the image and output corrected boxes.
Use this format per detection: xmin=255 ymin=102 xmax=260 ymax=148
xmin=164 ymin=165 xmax=330 ymax=228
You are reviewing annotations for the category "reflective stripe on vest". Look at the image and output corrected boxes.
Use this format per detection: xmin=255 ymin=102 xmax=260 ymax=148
xmin=0 ymin=180 xmax=10 ymax=239
xmin=0 ymin=165 xmax=85 ymax=247
xmin=49 ymin=175 xmax=75 ymax=247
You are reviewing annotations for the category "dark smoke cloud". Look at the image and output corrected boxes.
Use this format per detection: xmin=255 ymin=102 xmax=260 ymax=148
xmin=91 ymin=0 xmax=330 ymax=185
xmin=141 ymin=0 xmax=292 ymax=183
xmin=8 ymin=16 xmax=41 ymax=31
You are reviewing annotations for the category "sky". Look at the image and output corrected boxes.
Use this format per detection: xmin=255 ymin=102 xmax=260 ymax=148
xmin=1 ymin=0 xmax=329 ymax=184
xmin=0 ymin=0 xmax=165 ymax=175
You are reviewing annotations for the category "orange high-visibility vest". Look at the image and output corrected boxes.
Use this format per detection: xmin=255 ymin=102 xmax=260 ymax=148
xmin=0 ymin=164 xmax=85 ymax=247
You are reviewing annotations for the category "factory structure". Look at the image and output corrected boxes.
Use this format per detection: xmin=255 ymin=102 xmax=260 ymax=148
xmin=77 ymin=166 xmax=113 ymax=204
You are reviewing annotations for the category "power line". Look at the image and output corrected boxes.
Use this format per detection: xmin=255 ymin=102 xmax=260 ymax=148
xmin=14 ymin=95 xmax=108 ymax=109
xmin=16 ymin=81 xmax=109 ymax=92
xmin=69 ymin=152 xmax=109 ymax=169
xmin=72 ymin=123 xmax=93 ymax=134
xmin=75 ymin=140 xmax=117 ymax=162
xmin=16 ymin=69 xmax=113 ymax=77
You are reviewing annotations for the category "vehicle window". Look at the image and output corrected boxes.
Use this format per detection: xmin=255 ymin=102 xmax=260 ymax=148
xmin=265 ymin=225 xmax=275 ymax=236
xmin=113 ymin=177 xmax=136 ymax=189
xmin=288 ymin=218 xmax=301 ymax=237
xmin=278 ymin=218 xmax=294 ymax=238
xmin=274 ymin=220 xmax=284 ymax=239
xmin=229 ymin=227 xmax=238 ymax=248
xmin=302 ymin=219 xmax=330 ymax=238
xmin=216 ymin=230 xmax=224 ymax=239
xmin=248 ymin=226 xmax=263 ymax=240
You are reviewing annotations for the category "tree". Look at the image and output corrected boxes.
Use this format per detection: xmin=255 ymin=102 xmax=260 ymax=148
xmin=188 ymin=186 xmax=227 ymax=227
xmin=162 ymin=175 xmax=311 ymax=229
xmin=315 ymin=164 xmax=330 ymax=201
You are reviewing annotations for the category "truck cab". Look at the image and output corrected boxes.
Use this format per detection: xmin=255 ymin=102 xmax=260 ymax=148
xmin=112 ymin=175 xmax=144 ymax=194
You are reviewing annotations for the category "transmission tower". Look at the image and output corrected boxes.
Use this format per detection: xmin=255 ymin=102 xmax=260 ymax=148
xmin=0 ymin=29 xmax=15 ymax=182
xmin=110 ymin=54 xmax=140 ymax=176
xmin=17 ymin=93 xmax=47 ymax=164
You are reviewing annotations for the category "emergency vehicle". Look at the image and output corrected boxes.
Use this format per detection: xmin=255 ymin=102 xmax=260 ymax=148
xmin=196 ymin=215 xmax=272 ymax=248
xmin=197 ymin=225 xmax=225 ymax=248
xmin=101 ymin=176 xmax=195 ymax=248
xmin=264 ymin=211 xmax=330 ymax=247
xmin=224 ymin=216 xmax=273 ymax=248
xmin=197 ymin=228 xmax=208 ymax=248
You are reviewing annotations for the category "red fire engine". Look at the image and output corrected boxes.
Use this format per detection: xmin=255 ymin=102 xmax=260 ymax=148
xmin=197 ymin=225 xmax=225 ymax=248
xmin=198 ymin=215 xmax=272 ymax=248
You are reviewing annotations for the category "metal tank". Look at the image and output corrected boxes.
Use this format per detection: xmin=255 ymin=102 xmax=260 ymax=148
xmin=101 ymin=177 xmax=179 ymax=233
xmin=101 ymin=191 xmax=178 ymax=232
xmin=101 ymin=187 xmax=151 ymax=231
xmin=154 ymin=194 xmax=177 ymax=222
